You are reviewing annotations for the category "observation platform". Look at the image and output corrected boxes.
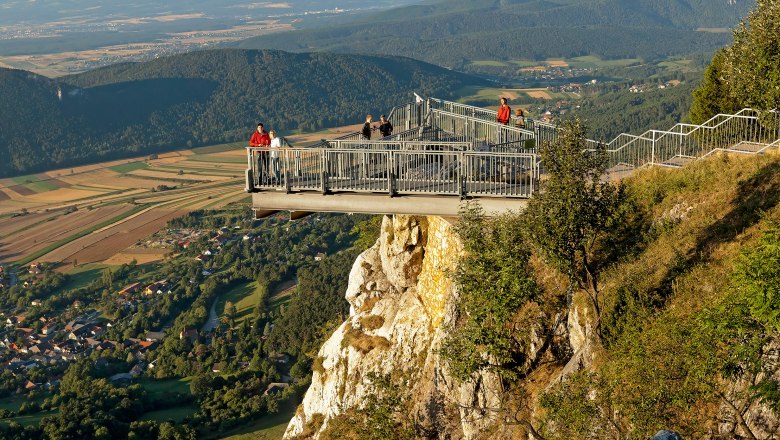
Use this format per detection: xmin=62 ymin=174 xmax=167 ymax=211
xmin=247 ymin=98 xmax=780 ymax=218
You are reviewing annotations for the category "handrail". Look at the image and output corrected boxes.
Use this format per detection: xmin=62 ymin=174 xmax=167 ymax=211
xmin=246 ymin=146 xmax=539 ymax=198
xmin=245 ymin=98 xmax=780 ymax=200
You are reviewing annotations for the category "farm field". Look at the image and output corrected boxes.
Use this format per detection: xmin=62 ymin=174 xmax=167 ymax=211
xmin=0 ymin=144 xmax=249 ymax=269
xmin=0 ymin=122 xmax=365 ymax=270
xmin=456 ymin=86 xmax=580 ymax=110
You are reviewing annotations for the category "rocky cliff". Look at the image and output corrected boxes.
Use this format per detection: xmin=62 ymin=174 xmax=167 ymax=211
xmin=284 ymin=215 xmax=505 ymax=439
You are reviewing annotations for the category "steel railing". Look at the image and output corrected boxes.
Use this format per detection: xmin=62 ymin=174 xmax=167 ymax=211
xmin=246 ymin=147 xmax=538 ymax=198
xmin=245 ymin=97 xmax=780 ymax=200
xmin=428 ymin=98 xmax=780 ymax=169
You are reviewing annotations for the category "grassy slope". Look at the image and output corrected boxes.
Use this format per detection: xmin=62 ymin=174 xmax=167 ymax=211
xmin=559 ymin=151 xmax=780 ymax=436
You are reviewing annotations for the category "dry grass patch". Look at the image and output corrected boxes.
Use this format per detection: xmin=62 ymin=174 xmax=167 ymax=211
xmin=341 ymin=324 xmax=390 ymax=354
xmin=359 ymin=295 xmax=381 ymax=313
xmin=358 ymin=315 xmax=385 ymax=331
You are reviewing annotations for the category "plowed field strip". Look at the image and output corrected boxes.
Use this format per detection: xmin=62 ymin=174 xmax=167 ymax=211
xmin=0 ymin=211 xmax=61 ymax=238
xmin=40 ymin=208 xmax=186 ymax=266
xmin=0 ymin=204 xmax=134 ymax=263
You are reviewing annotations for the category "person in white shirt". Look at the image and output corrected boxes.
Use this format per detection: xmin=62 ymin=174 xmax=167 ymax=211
xmin=269 ymin=130 xmax=282 ymax=181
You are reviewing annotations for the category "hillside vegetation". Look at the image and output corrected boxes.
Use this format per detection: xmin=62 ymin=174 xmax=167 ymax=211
xmin=0 ymin=49 xmax=484 ymax=178
xmin=238 ymin=0 xmax=751 ymax=66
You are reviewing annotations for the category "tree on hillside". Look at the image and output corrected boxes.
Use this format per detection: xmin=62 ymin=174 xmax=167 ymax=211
xmin=691 ymin=0 xmax=780 ymax=122
xmin=689 ymin=51 xmax=736 ymax=124
xmin=524 ymin=119 xmax=626 ymax=337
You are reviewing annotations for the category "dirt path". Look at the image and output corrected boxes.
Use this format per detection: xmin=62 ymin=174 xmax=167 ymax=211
xmin=202 ymin=299 xmax=220 ymax=333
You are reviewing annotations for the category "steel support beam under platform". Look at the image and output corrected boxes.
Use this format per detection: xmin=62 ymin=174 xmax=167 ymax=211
xmin=252 ymin=191 xmax=528 ymax=217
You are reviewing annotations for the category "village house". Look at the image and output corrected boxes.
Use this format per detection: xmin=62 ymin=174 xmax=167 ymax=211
xmin=180 ymin=328 xmax=198 ymax=341
xmin=145 ymin=331 xmax=165 ymax=342
xmin=6 ymin=314 xmax=26 ymax=327
xmin=28 ymin=263 xmax=42 ymax=275
xmin=119 ymin=282 xmax=143 ymax=296
xmin=144 ymin=280 xmax=169 ymax=295
xmin=314 ymin=252 xmax=326 ymax=262
xmin=30 ymin=299 xmax=42 ymax=307
xmin=42 ymin=322 xmax=57 ymax=335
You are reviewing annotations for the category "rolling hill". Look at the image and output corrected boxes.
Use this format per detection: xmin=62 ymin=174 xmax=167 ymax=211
xmin=0 ymin=49 xmax=485 ymax=178
xmin=238 ymin=0 xmax=753 ymax=66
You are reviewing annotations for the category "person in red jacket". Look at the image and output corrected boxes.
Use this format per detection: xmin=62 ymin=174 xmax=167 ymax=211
xmin=249 ymin=123 xmax=272 ymax=184
xmin=249 ymin=123 xmax=271 ymax=147
xmin=496 ymin=97 xmax=511 ymax=125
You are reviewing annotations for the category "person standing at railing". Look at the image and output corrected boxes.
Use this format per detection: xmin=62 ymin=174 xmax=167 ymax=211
xmin=249 ymin=123 xmax=271 ymax=147
xmin=515 ymin=108 xmax=526 ymax=129
xmin=379 ymin=115 xmax=393 ymax=138
xmin=362 ymin=115 xmax=374 ymax=140
xmin=496 ymin=97 xmax=511 ymax=125
xmin=269 ymin=130 xmax=282 ymax=182
xmin=249 ymin=123 xmax=271 ymax=184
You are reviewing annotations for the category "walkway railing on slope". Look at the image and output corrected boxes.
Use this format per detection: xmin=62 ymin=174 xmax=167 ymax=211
xmin=246 ymin=146 xmax=538 ymax=198
xmin=428 ymin=98 xmax=780 ymax=169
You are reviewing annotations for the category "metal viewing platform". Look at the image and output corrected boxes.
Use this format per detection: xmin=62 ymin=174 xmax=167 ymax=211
xmin=248 ymin=97 xmax=780 ymax=218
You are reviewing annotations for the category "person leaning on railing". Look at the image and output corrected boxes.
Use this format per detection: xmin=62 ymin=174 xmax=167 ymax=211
xmin=269 ymin=130 xmax=281 ymax=181
xmin=497 ymin=97 xmax=511 ymax=125
xmin=249 ymin=123 xmax=271 ymax=183
xmin=515 ymin=108 xmax=526 ymax=129
xmin=362 ymin=115 xmax=374 ymax=140
xmin=379 ymin=115 xmax=393 ymax=138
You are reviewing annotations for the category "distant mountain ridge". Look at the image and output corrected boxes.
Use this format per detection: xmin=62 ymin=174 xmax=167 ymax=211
xmin=0 ymin=49 xmax=484 ymax=178
xmin=238 ymin=0 xmax=753 ymax=64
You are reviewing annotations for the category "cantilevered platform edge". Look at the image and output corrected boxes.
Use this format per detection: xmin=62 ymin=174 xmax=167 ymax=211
xmin=252 ymin=191 xmax=529 ymax=218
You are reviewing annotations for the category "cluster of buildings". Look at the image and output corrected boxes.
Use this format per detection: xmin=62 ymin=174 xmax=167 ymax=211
xmin=0 ymin=275 xmax=178 ymax=391
xmin=629 ymin=80 xmax=682 ymax=93
xmin=517 ymin=65 xmax=593 ymax=83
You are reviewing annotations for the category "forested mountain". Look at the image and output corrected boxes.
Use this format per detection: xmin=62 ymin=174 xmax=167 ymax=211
xmin=0 ymin=49 xmax=483 ymax=177
xmin=238 ymin=0 xmax=752 ymax=65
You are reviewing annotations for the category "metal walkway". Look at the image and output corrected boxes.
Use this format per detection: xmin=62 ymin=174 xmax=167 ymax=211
xmin=247 ymin=97 xmax=780 ymax=218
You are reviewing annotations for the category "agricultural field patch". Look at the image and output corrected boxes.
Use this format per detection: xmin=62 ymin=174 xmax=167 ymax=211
xmin=6 ymin=184 xmax=36 ymax=197
xmin=187 ymin=154 xmax=247 ymax=164
xmin=191 ymin=143 xmax=243 ymax=154
xmin=129 ymin=169 xmax=231 ymax=182
xmin=104 ymin=248 xmax=171 ymax=266
xmin=471 ymin=60 xmax=509 ymax=67
xmin=0 ymin=203 xmax=135 ymax=264
xmin=24 ymin=187 xmax=109 ymax=204
xmin=526 ymin=90 xmax=553 ymax=99
xmin=110 ymin=161 xmax=150 ymax=174
xmin=39 ymin=208 xmax=185 ymax=266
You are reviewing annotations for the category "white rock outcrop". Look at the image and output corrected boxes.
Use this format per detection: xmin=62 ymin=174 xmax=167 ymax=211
xmin=284 ymin=215 xmax=503 ymax=439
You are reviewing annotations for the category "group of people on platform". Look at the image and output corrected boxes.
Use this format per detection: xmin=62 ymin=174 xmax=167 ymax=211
xmin=248 ymin=99 xmax=527 ymax=182
xmin=362 ymin=114 xmax=393 ymax=140
xmin=497 ymin=97 xmax=527 ymax=129
xmin=249 ymin=122 xmax=283 ymax=181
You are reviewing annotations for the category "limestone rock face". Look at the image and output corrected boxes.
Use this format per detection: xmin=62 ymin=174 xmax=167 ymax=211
xmin=716 ymin=338 xmax=780 ymax=439
xmin=284 ymin=215 xmax=503 ymax=439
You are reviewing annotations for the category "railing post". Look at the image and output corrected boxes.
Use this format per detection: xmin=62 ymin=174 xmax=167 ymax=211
xmin=458 ymin=152 xmax=466 ymax=197
xmin=284 ymin=149 xmax=292 ymax=193
xmin=245 ymin=149 xmax=255 ymax=193
xmin=388 ymin=152 xmax=396 ymax=196
xmin=321 ymin=150 xmax=328 ymax=195
xmin=651 ymin=131 xmax=656 ymax=165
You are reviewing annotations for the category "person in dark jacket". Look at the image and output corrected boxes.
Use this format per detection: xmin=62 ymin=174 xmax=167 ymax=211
xmin=378 ymin=115 xmax=393 ymax=138
xmin=362 ymin=115 xmax=373 ymax=140
xmin=496 ymin=97 xmax=511 ymax=125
